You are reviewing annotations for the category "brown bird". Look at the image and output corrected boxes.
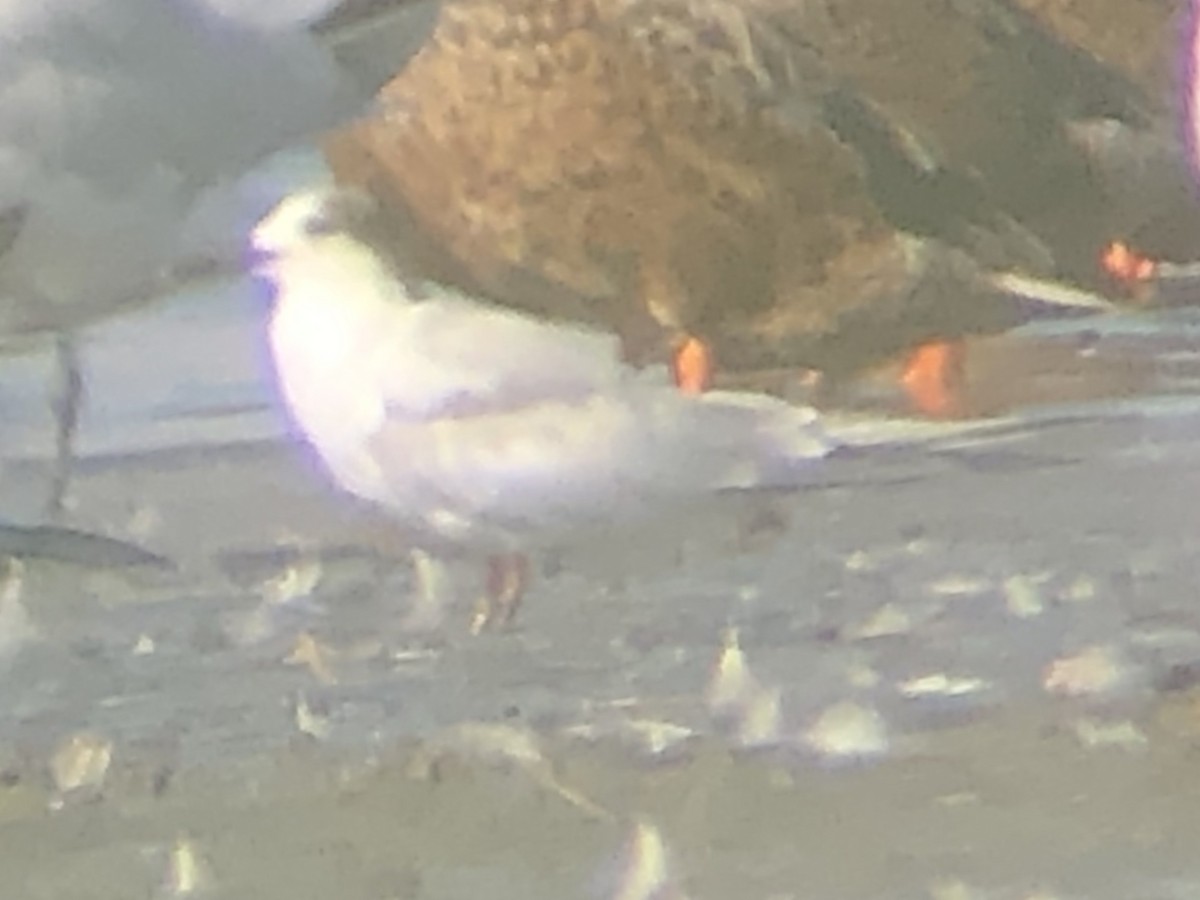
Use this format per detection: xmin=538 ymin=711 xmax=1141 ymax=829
xmin=323 ymin=0 xmax=1109 ymax=416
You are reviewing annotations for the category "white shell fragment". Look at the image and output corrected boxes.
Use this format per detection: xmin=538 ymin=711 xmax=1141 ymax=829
xmin=898 ymin=673 xmax=991 ymax=700
xmin=803 ymin=701 xmax=890 ymax=762
xmin=259 ymin=555 xmax=323 ymax=606
xmin=611 ymin=821 xmax=689 ymax=900
xmin=415 ymin=723 xmax=611 ymax=820
xmin=928 ymin=575 xmax=992 ymax=598
xmin=848 ymin=603 xmax=915 ymax=639
xmin=161 ymin=834 xmax=215 ymax=897
xmin=736 ymin=685 xmax=785 ymax=749
xmin=285 ymin=632 xmax=340 ymax=686
xmin=562 ymin=717 xmax=697 ymax=759
xmin=0 ymin=558 xmax=36 ymax=663
xmin=1003 ymin=574 xmax=1046 ymax=619
xmin=49 ymin=731 xmax=113 ymax=798
xmin=1070 ymin=717 xmax=1148 ymax=751
xmin=1043 ymin=644 xmax=1132 ymax=698
xmin=706 ymin=628 xmax=762 ymax=718
xmin=293 ymin=691 xmax=332 ymax=741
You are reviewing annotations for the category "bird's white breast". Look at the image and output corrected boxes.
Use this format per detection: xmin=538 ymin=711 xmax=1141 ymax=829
xmin=266 ymin=252 xmax=393 ymax=501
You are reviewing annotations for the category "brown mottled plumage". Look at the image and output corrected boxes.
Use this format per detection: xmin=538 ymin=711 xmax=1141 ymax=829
xmin=324 ymin=0 xmax=1059 ymax=394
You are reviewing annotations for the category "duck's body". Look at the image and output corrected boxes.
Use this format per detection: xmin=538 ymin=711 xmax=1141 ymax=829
xmin=324 ymin=0 xmax=1118 ymax=415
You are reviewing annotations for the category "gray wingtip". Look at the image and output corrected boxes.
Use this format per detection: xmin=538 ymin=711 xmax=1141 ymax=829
xmin=987 ymin=271 xmax=1119 ymax=316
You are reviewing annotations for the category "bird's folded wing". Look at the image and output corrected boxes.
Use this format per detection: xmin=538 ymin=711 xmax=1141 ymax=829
xmin=369 ymin=379 xmax=827 ymax=535
xmin=371 ymin=293 xmax=650 ymax=422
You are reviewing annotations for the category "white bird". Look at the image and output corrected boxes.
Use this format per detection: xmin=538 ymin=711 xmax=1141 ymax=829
xmin=250 ymin=188 xmax=834 ymax=632
xmin=0 ymin=0 xmax=357 ymax=516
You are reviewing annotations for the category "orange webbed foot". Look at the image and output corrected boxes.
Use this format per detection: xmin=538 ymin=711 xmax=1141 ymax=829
xmin=672 ymin=336 xmax=713 ymax=394
xmin=900 ymin=339 xmax=967 ymax=418
xmin=1101 ymin=240 xmax=1157 ymax=296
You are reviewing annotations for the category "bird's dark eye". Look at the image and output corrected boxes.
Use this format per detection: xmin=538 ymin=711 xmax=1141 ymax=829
xmin=303 ymin=209 xmax=337 ymax=236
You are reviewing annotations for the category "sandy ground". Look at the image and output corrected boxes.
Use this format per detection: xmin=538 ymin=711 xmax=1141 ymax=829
xmin=2 ymin=272 xmax=1200 ymax=898
xmin=9 ymin=2 xmax=1200 ymax=897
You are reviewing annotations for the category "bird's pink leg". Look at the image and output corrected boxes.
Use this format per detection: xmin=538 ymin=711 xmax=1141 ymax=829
xmin=470 ymin=552 xmax=531 ymax=634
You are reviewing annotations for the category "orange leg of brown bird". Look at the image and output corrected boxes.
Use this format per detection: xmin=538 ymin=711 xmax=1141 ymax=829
xmin=1100 ymin=240 xmax=1157 ymax=288
xmin=1100 ymin=240 xmax=1158 ymax=303
xmin=673 ymin=336 xmax=714 ymax=394
xmin=900 ymin=340 xmax=967 ymax=418
xmin=470 ymin=552 xmax=531 ymax=634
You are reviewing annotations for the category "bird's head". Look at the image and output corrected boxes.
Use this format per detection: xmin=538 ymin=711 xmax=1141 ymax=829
xmin=248 ymin=186 xmax=376 ymax=266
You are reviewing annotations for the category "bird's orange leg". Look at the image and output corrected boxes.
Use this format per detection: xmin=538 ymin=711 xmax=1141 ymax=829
xmin=470 ymin=552 xmax=531 ymax=634
xmin=900 ymin=339 xmax=967 ymax=418
xmin=672 ymin=335 xmax=714 ymax=394
xmin=1100 ymin=240 xmax=1157 ymax=287
xmin=1100 ymin=240 xmax=1159 ymax=304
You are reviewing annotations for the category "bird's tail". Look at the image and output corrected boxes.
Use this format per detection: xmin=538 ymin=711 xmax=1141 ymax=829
xmin=687 ymin=391 xmax=836 ymax=489
xmin=709 ymin=396 xmax=1081 ymax=496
